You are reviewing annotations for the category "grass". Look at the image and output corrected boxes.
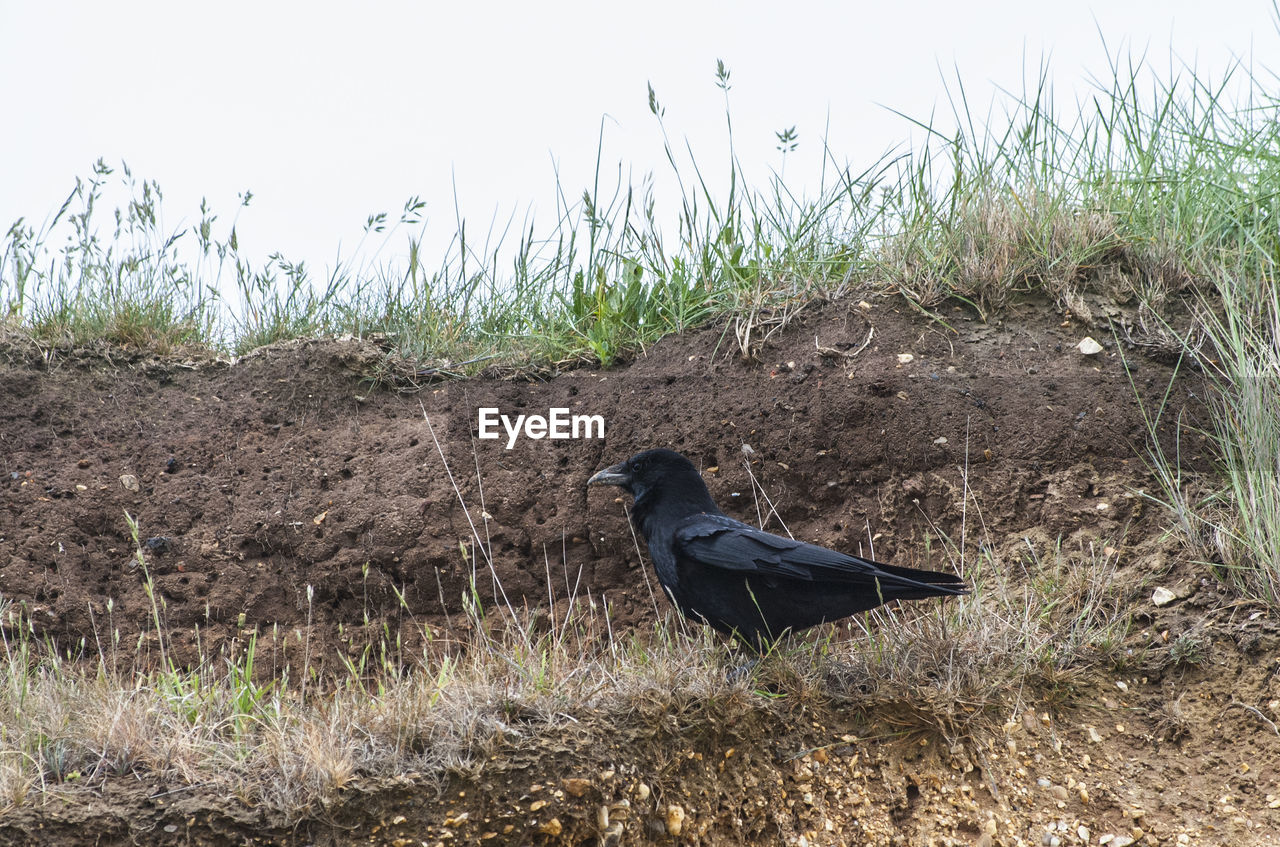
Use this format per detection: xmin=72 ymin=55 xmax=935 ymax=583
xmin=1136 ymin=270 xmax=1280 ymax=603
xmin=1195 ymin=273 xmax=1280 ymax=602
xmin=7 ymin=48 xmax=1278 ymax=368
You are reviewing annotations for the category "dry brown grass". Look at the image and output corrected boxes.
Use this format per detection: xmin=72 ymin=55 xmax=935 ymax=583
xmin=874 ymin=187 xmax=1206 ymax=322
xmin=0 ymin=428 xmax=1138 ymax=816
xmin=0 ymin=506 xmax=1135 ymax=820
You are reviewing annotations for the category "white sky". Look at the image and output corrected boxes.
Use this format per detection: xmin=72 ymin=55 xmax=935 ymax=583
xmin=2 ymin=1 xmax=1276 ymax=282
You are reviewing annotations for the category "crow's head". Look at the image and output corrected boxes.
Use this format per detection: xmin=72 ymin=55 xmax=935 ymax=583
xmin=587 ymin=448 xmax=702 ymax=502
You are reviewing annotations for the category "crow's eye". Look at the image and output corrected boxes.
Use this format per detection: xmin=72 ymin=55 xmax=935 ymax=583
xmin=632 ymin=458 xmax=647 ymax=475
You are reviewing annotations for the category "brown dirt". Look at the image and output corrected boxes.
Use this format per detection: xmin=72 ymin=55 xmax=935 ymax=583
xmin=3 ymin=294 xmax=1279 ymax=845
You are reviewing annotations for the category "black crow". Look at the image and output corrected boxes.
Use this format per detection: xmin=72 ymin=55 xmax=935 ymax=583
xmin=588 ymin=448 xmax=967 ymax=649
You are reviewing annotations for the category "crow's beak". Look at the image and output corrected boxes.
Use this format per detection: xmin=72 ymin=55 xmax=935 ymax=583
xmin=587 ymin=461 xmax=630 ymax=488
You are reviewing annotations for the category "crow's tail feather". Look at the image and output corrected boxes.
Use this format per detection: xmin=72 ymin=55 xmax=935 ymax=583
xmin=870 ymin=559 xmax=969 ymax=597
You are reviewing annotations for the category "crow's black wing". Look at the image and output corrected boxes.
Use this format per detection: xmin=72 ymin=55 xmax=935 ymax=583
xmin=673 ymin=512 xmax=965 ymax=592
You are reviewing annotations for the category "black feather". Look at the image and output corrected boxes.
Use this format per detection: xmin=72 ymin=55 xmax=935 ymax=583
xmin=590 ymin=448 xmax=968 ymax=650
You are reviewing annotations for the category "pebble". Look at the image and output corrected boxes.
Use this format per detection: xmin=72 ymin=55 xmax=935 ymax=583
xmin=561 ymin=777 xmax=590 ymax=797
xmin=120 ymin=473 xmax=140 ymax=492
xmin=1152 ymin=586 xmax=1177 ymax=606
xmin=1077 ymin=337 xmax=1103 ymax=355
xmin=666 ymin=804 xmax=686 ymax=836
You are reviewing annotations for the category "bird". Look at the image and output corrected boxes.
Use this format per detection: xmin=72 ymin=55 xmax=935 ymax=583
xmin=588 ymin=448 xmax=968 ymax=650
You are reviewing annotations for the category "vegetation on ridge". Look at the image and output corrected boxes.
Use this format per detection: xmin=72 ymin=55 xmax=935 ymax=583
xmin=4 ymin=54 xmax=1278 ymax=366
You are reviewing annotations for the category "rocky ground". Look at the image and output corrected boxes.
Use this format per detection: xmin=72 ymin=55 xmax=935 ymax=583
xmin=2 ymin=294 xmax=1278 ymax=845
